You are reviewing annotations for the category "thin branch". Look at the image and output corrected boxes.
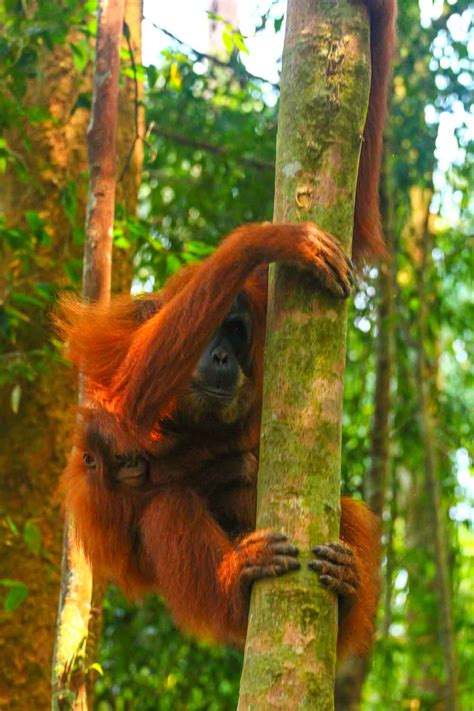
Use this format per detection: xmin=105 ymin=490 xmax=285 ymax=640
xmin=119 ymin=20 xmax=140 ymax=183
xmin=151 ymin=125 xmax=275 ymax=171
xmin=143 ymin=16 xmax=280 ymax=90
xmin=52 ymin=1 xmax=125 ymax=707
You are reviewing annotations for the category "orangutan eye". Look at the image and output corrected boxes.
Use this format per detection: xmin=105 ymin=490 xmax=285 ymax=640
xmin=83 ymin=452 xmax=97 ymax=469
xmin=225 ymin=318 xmax=248 ymax=351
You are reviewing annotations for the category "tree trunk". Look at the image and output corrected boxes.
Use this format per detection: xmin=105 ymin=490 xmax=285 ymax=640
xmin=237 ymin=2 xmax=371 ymax=709
xmin=335 ymin=164 xmax=396 ymax=710
xmin=0 ymin=35 xmax=90 ymax=711
xmin=0 ymin=1 xmax=142 ymax=706
xmin=382 ymin=465 xmax=397 ymax=639
xmin=83 ymin=5 xmax=144 ymax=704
xmin=411 ymin=188 xmax=459 ymax=711
xmin=51 ymin=2 xmax=127 ymax=709
xmin=416 ymin=362 xmax=459 ymax=711
xmin=401 ymin=186 xmax=459 ymax=710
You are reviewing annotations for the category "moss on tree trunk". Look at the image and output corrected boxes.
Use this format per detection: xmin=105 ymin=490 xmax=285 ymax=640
xmin=238 ymin=1 xmax=370 ymax=709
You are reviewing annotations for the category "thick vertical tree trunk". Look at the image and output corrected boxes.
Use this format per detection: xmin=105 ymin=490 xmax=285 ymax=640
xmin=51 ymin=2 xmax=127 ymax=709
xmin=237 ymin=2 xmax=371 ymax=709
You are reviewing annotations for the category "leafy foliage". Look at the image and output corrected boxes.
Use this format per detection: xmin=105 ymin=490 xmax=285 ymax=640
xmin=96 ymin=589 xmax=242 ymax=711
xmin=131 ymin=49 xmax=276 ymax=289
xmin=0 ymin=0 xmax=94 ymax=389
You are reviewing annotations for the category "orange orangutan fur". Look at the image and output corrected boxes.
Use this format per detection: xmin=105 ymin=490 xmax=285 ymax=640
xmin=58 ymin=0 xmax=396 ymax=660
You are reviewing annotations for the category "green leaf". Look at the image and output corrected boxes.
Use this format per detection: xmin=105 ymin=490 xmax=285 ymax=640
xmin=25 ymin=210 xmax=44 ymax=233
xmin=0 ymin=580 xmax=29 ymax=612
xmin=4 ymin=305 xmax=30 ymax=324
xmin=72 ymin=92 xmax=92 ymax=113
xmin=60 ymin=182 xmax=78 ymax=223
xmin=10 ymin=384 xmax=21 ymax=414
xmin=185 ymin=241 xmax=214 ymax=256
xmin=114 ymin=236 xmax=131 ymax=250
xmin=72 ymin=227 xmax=85 ymax=246
xmin=23 ymin=521 xmax=42 ymax=554
xmin=146 ymin=65 xmax=158 ymax=89
xmin=169 ymin=63 xmax=182 ymax=89
xmin=64 ymin=258 xmax=83 ymax=285
xmin=24 ymin=210 xmax=52 ymax=246
xmin=206 ymin=11 xmax=226 ymax=22
xmin=6 ymin=516 xmax=19 ymax=536
xmin=222 ymin=28 xmax=234 ymax=55
xmin=11 ymin=292 xmax=44 ymax=308
xmin=274 ymin=16 xmax=284 ymax=33
xmin=166 ymin=254 xmax=182 ymax=275
xmin=89 ymin=662 xmax=104 ymax=677
xmin=33 ymin=282 xmax=56 ymax=301
xmin=233 ymin=32 xmax=249 ymax=54
xmin=70 ymin=40 xmax=90 ymax=74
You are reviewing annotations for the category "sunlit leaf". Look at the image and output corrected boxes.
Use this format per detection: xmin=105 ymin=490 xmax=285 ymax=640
xmin=222 ymin=28 xmax=234 ymax=54
xmin=89 ymin=662 xmax=104 ymax=677
xmin=233 ymin=32 xmax=249 ymax=54
xmin=170 ymin=63 xmax=182 ymax=89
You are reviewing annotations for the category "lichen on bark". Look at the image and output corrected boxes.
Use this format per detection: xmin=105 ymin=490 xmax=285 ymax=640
xmin=238 ymin=1 xmax=371 ymax=709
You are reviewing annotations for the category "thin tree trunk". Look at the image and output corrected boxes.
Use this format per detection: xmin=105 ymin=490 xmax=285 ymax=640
xmin=382 ymin=464 xmax=397 ymax=639
xmin=335 ymin=165 xmax=396 ymax=710
xmin=84 ymin=4 xmax=144 ymax=702
xmin=51 ymin=2 xmax=126 ymax=708
xmin=412 ymin=188 xmax=459 ymax=711
xmin=401 ymin=186 xmax=459 ymax=709
xmin=237 ymin=2 xmax=371 ymax=709
xmin=416 ymin=377 xmax=459 ymax=710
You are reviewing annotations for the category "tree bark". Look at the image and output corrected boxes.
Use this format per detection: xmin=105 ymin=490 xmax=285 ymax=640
xmin=411 ymin=188 xmax=459 ymax=711
xmin=0 ymin=34 xmax=90 ymax=711
xmin=237 ymin=2 xmax=371 ymax=709
xmin=382 ymin=465 xmax=396 ymax=639
xmin=400 ymin=186 xmax=459 ymax=710
xmin=335 ymin=164 xmax=396 ymax=710
xmin=0 ymin=1 xmax=142 ymax=708
xmin=51 ymin=2 xmax=127 ymax=709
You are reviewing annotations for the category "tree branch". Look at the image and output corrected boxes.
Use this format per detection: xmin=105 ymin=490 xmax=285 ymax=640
xmin=143 ymin=16 xmax=280 ymax=90
xmin=151 ymin=125 xmax=275 ymax=171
